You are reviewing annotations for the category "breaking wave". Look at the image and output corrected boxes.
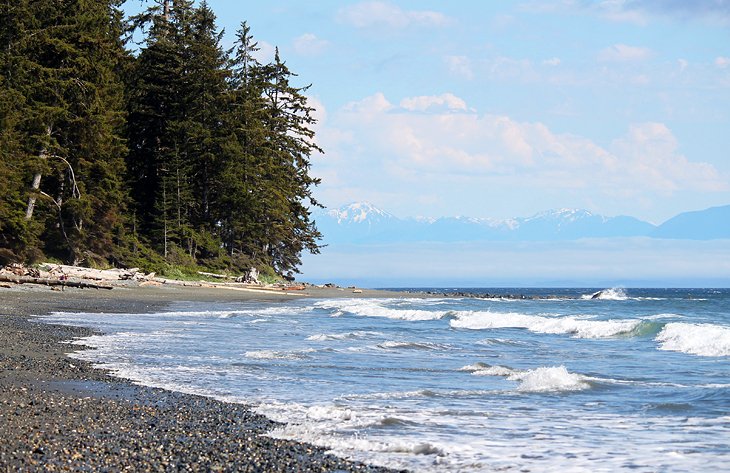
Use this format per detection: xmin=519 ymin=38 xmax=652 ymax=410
xmin=450 ymin=311 xmax=643 ymax=338
xmin=314 ymin=299 xmax=451 ymax=321
xmin=306 ymin=331 xmax=383 ymax=341
xmin=244 ymin=348 xmax=320 ymax=360
xmin=376 ymin=341 xmax=451 ymax=351
xmin=460 ymin=363 xmax=591 ymax=392
xmin=656 ymin=323 xmax=730 ymax=357
xmin=581 ymin=288 xmax=628 ymax=301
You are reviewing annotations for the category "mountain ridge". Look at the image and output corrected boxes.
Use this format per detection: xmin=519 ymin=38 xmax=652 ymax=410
xmin=314 ymin=202 xmax=730 ymax=243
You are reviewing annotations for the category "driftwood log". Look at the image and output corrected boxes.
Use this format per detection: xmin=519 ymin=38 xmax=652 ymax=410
xmin=0 ymin=274 xmax=113 ymax=290
xmin=40 ymin=263 xmax=142 ymax=281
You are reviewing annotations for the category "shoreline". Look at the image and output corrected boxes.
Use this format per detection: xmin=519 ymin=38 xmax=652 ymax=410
xmin=0 ymin=284 xmax=407 ymax=472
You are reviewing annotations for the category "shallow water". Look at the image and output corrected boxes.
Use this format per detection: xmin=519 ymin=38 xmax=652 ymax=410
xmin=39 ymin=288 xmax=730 ymax=472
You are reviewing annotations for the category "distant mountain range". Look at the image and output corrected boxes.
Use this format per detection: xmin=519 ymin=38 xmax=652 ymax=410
xmin=314 ymin=202 xmax=730 ymax=244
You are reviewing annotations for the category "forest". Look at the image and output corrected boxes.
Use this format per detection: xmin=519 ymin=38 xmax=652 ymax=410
xmin=0 ymin=0 xmax=323 ymax=279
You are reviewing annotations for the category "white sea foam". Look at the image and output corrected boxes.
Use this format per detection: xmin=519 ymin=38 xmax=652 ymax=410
xmin=459 ymin=362 xmax=514 ymax=377
xmin=642 ymin=313 xmax=684 ymax=320
xmin=581 ymin=287 xmax=629 ymax=300
xmin=473 ymin=366 xmax=515 ymax=377
xmin=655 ymin=323 xmax=730 ymax=357
xmin=450 ymin=311 xmax=641 ymax=338
xmin=458 ymin=362 xmax=490 ymax=372
xmin=314 ymin=299 xmax=449 ymax=321
xmin=244 ymin=349 xmax=317 ymax=360
xmin=461 ymin=363 xmax=591 ymax=392
xmin=377 ymin=341 xmax=451 ymax=350
xmin=306 ymin=331 xmax=383 ymax=341
xmin=509 ymin=366 xmax=591 ymax=392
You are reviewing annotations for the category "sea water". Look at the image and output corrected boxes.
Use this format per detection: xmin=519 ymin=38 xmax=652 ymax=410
xmin=39 ymin=288 xmax=730 ymax=472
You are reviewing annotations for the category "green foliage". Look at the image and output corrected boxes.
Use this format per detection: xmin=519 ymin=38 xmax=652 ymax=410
xmin=1 ymin=0 xmax=131 ymax=264
xmin=0 ymin=0 xmax=323 ymax=279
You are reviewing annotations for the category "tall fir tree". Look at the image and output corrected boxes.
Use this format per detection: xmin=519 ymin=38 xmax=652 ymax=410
xmin=127 ymin=1 xmax=230 ymax=262
xmin=217 ymin=21 xmax=270 ymax=267
xmin=257 ymin=48 xmax=323 ymax=275
xmin=1 ymin=0 xmax=323 ymax=276
xmin=0 ymin=0 xmax=129 ymax=265
xmin=126 ymin=1 xmax=186 ymax=258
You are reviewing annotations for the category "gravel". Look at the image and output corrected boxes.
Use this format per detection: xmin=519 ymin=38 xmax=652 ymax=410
xmin=0 ymin=286 xmax=404 ymax=472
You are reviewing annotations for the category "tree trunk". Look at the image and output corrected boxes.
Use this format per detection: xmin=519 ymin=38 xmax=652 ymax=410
xmin=24 ymin=126 xmax=51 ymax=221
xmin=24 ymin=172 xmax=42 ymax=220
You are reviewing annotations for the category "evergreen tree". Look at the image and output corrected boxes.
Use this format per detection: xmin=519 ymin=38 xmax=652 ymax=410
xmin=126 ymin=1 xmax=186 ymax=257
xmin=257 ymin=49 xmax=323 ymax=275
xmin=174 ymin=1 xmax=229 ymax=258
xmin=1 ymin=0 xmax=324 ymax=276
xmin=127 ymin=1 xmax=230 ymax=262
xmin=0 ymin=0 xmax=129 ymax=265
xmin=217 ymin=21 xmax=270 ymax=267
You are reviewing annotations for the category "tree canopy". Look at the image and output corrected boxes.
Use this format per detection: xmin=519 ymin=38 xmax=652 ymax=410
xmin=0 ymin=0 xmax=323 ymax=277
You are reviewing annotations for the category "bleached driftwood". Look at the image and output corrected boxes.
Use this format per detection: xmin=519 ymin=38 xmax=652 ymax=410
xmin=0 ymin=273 xmax=113 ymax=290
xmin=40 ymin=263 xmax=145 ymax=281
xmin=197 ymin=271 xmax=236 ymax=280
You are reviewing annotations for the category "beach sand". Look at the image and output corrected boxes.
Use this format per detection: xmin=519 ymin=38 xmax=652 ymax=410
xmin=0 ymin=284 xmax=408 ymax=472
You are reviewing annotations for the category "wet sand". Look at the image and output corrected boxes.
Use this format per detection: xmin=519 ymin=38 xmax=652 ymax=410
xmin=0 ymin=284 xmax=407 ymax=472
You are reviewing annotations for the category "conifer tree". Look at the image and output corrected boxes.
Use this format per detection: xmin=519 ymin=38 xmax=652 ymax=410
xmin=127 ymin=1 xmax=230 ymax=261
xmin=217 ymin=22 xmax=270 ymax=267
xmin=257 ymin=49 xmax=323 ymax=275
xmin=0 ymin=0 xmax=129 ymax=264
xmin=1 ymin=0 xmax=324 ymax=276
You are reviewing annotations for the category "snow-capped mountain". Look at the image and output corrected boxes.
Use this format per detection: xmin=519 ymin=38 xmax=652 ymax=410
xmin=314 ymin=202 xmax=730 ymax=244
xmin=313 ymin=203 xmax=658 ymax=244
xmin=325 ymin=202 xmax=396 ymax=225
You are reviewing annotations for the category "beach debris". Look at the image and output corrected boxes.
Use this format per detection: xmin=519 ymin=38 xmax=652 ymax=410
xmin=197 ymin=271 xmax=235 ymax=280
xmin=239 ymin=267 xmax=260 ymax=284
xmin=0 ymin=262 xmax=311 ymax=294
xmin=0 ymin=273 xmax=113 ymax=290
xmin=40 ymin=263 xmax=145 ymax=281
xmin=139 ymin=280 xmax=163 ymax=287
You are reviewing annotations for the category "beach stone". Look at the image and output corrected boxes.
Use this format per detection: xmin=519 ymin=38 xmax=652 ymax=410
xmin=0 ymin=293 xmax=404 ymax=473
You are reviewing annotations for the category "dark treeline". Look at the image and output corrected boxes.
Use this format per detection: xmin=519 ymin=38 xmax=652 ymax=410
xmin=0 ymin=0 xmax=322 ymax=278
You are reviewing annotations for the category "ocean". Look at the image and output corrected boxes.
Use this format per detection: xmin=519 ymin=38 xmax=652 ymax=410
xmin=39 ymin=288 xmax=730 ymax=472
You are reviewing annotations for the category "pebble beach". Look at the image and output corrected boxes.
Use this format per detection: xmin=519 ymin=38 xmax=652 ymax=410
xmin=0 ymin=285 xmax=403 ymax=472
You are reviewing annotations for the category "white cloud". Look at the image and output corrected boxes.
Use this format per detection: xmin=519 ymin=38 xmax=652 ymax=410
xmin=337 ymin=1 xmax=452 ymax=29
xmin=325 ymin=93 xmax=727 ymax=197
xmin=715 ymin=56 xmax=730 ymax=68
xmin=542 ymin=57 xmax=561 ymax=67
xmin=400 ymin=93 xmax=468 ymax=112
xmin=445 ymin=55 xmax=474 ymax=80
xmin=611 ymin=123 xmax=726 ymax=192
xmin=598 ymin=44 xmax=652 ymax=62
xmin=293 ymin=33 xmax=329 ymax=56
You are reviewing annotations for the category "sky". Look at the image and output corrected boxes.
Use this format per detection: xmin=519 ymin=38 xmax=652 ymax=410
xmin=124 ymin=0 xmax=730 ymax=225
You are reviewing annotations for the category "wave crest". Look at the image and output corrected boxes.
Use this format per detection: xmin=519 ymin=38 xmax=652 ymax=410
xmin=581 ymin=288 xmax=628 ymax=301
xmin=656 ymin=323 xmax=730 ymax=357
xmin=510 ymin=366 xmax=591 ymax=392
xmin=314 ymin=299 xmax=450 ymax=321
xmin=450 ymin=311 xmax=641 ymax=338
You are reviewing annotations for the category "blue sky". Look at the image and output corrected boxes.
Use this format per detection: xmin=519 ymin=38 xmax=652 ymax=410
xmin=124 ymin=1 xmax=730 ymax=224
